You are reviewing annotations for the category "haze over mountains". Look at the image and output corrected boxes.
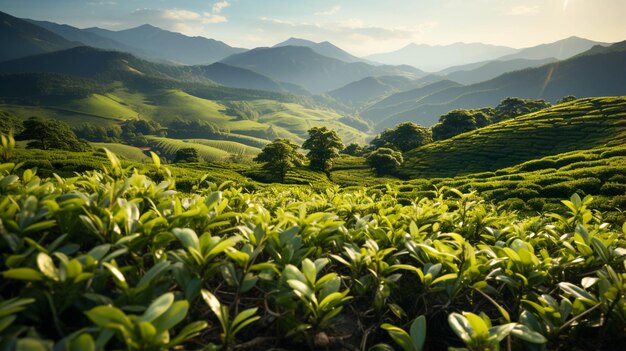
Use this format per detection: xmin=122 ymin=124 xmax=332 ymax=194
xmin=1 ymin=9 xmax=625 ymax=140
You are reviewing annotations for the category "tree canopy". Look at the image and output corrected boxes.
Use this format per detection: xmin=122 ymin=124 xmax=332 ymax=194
xmin=366 ymin=147 xmax=403 ymax=175
xmin=302 ymin=127 xmax=344 ymax=173
xmin=174 ymin=148 xmax=200 ymax=163
xmin=253 ymin=139 xmax=305 ymax=181
xmin=17 ymin=117 xmax=89 ymax=151
xmin=370 ymin=122 xmax=432 ymax=152
xmin=493 ymin=97 xmax=550 ymax=122
xmin=341 ymin=143 xmax=364 ymax=156
xmin=432 ymin=109 xmax=491 ymax=141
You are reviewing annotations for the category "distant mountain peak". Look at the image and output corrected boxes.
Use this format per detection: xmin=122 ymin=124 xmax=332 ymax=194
xmin=272 ymin=37 xmax=367 ymax=64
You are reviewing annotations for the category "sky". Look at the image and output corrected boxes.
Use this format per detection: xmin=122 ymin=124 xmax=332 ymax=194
xmin=2 ymin=0 xmax=625 ymax=56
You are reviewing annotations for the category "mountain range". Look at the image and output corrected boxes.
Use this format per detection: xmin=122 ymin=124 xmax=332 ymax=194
xmin=366 ymin=42 xmax=518 ymax=71
xmin=1 ymin=9 xmax=625 ymax=140
xmin=273 ymin=37 xmax=367 ymax=63
xmin=83 ymin=24 xmax=245 ymax=65
xmin=0 ymin=11 xmax=77 ymax=62
xmin=361 ymin=41 xmax=626 ymax=129
xmin=366 ymin=36 xmax=609 ymax=72
xmin=221 ymin=46 xmax=425 ymax=93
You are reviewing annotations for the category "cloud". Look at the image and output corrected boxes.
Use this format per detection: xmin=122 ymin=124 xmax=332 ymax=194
xmin=127 ymin=7 xmax=227 ymax=36
xmin=88 ymin=1 xmax=116 ymax=5
xmin=314 ymin=5 xmax=341 ymax=16
xmin=163 ymin=9 xmax=201 ymax=21
xmin=213 ymin=1 xmax=230 ymax=14
xmin=505 ymin=5 xmax=539 ymax=16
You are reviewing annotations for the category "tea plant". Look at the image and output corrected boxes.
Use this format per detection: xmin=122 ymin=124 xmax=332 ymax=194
xmin=0 ymin=151 xmax=624 ymax=350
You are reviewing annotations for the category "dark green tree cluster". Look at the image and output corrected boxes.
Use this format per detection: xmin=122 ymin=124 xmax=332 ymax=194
xmin=74 ymin=124 xmax=123 ymax=142
xmin=174 ymin=148 xmax=200 ymax=163
xmin=366 ymin=148 xmax=404 ymax=175
xmin=557 ymin=95 xmax=577 ymax=104
xmin=166 ymin=119 xmax=225 ymax=139
xmin=493 ymin=97 xmax=551 ymax=123
xmin=432 ymin=109 xmax=492 ymax=141
xmin=253 ymin=139 xmax=305 ymax=181
xmin=302 ymin=127 xmax=344 ymax=173
xmin=122 ymin=119 xmax=166 ymax=139
xmin=370 ymin=122 xmax=432 ymax=152
xmin=341 ymin=143 xmax=364 ymax=156
xmin=17 ymin=117 xmax=89 ymax=151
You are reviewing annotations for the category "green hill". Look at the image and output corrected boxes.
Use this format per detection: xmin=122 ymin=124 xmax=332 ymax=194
xmin=399 ymin=97 xmax=626 ymax=179
xmin=84 ymin=24 xmax=246 ymax=65
xmin=327 ymin=76 xmax=422 ymax=107
xmin=365 ymin=43 xmax=626 ymax=129
xmin=443 ymin=57 xmax=557 ymax=85
xmin=0 ymin=11 xmax=77 ymax=62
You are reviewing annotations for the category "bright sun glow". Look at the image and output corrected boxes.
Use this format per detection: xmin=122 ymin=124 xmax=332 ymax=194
xmin=563 ymin=0 xmax=570 ymax=11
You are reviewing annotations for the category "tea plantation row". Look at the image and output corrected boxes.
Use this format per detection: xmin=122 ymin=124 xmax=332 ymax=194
xmin=0 ymin=155 xmax=624 ymax=350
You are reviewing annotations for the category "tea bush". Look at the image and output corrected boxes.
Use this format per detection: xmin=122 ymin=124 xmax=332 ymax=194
xmin=0 ymin=153 xmax=625 ymax=350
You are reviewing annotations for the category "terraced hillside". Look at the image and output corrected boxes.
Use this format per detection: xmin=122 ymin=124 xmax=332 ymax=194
xmin=399 ymin=97 xmax=626 ymax=178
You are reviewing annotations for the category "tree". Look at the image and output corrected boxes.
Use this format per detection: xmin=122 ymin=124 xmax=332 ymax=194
xmin=432 ymin=109 xmax=488 ymax=141
xmin=370 ymin=122 xmax=432 ymax=152
xmin=302 ymin=127 xmax=344 ymax=173
xmin=174 ymin=148 xmax=200 ymax=163
xmin=366 ymin=148 xmax=403 ymax=175
xmin=493 ymin=97 xmax=550 ymax=122
xmin=253 ymin=139 xmax=305 ymax=181
xmin=341 ymin=143 xmax=364 ymax=156
xmin=557 ymin=95 xmax=577 ymax=104
xmin=17 ymin=117 xmax=89 ymax=151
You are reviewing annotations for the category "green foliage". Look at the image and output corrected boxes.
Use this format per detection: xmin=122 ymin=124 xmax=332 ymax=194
xmin=253 ymin=139 xmax=305 ymax=181
xmin=0 ymin=132 xmax=16 ymax=162
xmin=557 ymin=95 xmax=578 ymax=104
xmin=16 ymin=117 xmax=90 ymax=151
xmin=0 ymin=157 xmax=625 ymax=350
xmin=174 ymin=148 xmax=200 ymax=163
xmin=366 ymin=148 xmax=404 ymax=175
xmin=493 ymin=97 xmax=551 ymax=122
xmin=371 ymin=122 xmax=432 ymax=152
xmin=432 ymin=109 xmax=491 ymax=141
xmin=341 ymin=143 xmax=364 ymax=156
xmin=402 ymin=97 xmax=626 ymax=179
xmin=302 ymin=127 xmax=344 ymax=173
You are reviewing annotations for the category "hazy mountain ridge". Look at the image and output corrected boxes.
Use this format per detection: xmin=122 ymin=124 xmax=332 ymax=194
xmin=369 ymin=42 xmax=626 ymax=129
xmin=0 ymin=11 xmax=78 ymax=62
xmin=221 ymin=45 xmax=425 ymax=93
xmin=84 ymin=24 xmax=246 ymax=65
xmin=496 ymin=36 xmax=609 ymax=61
xmin=440 ymin=58 xmax=558 ymax=84
xmin=327 ymin=75 xmax=426 ymax=107
xmin=366 ymin=42 xmax=518 ymax=71
xmin=24 ymin=19 xmax=141 ymax=55
xmin=273 ymin=37 xmax=368 ymax=63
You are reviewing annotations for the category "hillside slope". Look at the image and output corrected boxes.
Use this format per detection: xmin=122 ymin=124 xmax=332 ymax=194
xmin=0 ymin=11 xmax=77 ymax=62
xmin=399 ymin=97 xmax=626 ymax=178
xmin=365 ymin=42 xmax=517 ymax=71
xmin=444 ymin=57 xmax=557 ymax=84
xmin=221 ymin=46 xmax=424 ymax=93
xmin=85 ymin=24 xmax=245 ymax=64
xmin=273 ymin=37 xmax=367 ymax=63
xmin=327 ymin=76 xmax=421 ymax=107
xmin=497 ymin=36 xmax=609 ymax=61
xmin=369 ymin=46 xmax=626 ymax=129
